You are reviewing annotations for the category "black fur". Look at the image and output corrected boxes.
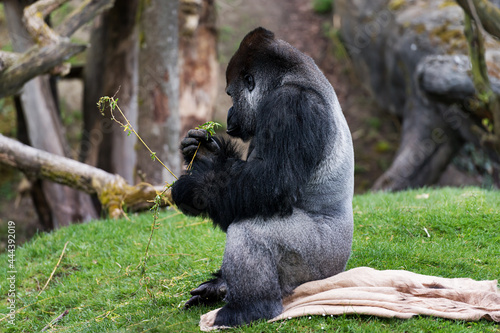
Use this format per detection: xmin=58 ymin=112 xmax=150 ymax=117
xmin=173 ymin=85 xmax=330 ymax=232
xmin=183 ymin=271 xmax=226 ymax=308
xmin=171 ymin=27 xmax=354 ymax=327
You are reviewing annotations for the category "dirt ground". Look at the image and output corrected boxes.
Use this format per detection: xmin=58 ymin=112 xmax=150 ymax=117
xmin=0 ymin=0 xmax=400 ymax=249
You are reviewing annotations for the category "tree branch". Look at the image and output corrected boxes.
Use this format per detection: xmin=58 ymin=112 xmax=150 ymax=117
xmin=56 ymin=0 xmax=115 ymax=37
xmin=23 ymin=0 xmax=68 ymax=46
xmin=0 ymin=0 xmax=116 ymax=98
xmin=462 ymin=4 xmax=500 ymax=150
xmin=0 ymin=51 xmax=19 ymax=72
xmin=0 ymin=134 xmax=171 ymax=218
xmin=0 ymin=41 xmax=86 ymax=98
xmin=455 ymin=0 xmax=500 ymax=39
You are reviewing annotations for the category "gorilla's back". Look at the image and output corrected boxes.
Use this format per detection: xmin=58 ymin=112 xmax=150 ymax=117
xmin=278 ymin=39 xmax=355 ymax=223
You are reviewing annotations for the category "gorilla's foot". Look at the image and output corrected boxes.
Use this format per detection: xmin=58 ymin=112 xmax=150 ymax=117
xmin=184 ymin=274 xmax=226 ymax=308
xmin=213 ymin=299 xmax=282 ymax=327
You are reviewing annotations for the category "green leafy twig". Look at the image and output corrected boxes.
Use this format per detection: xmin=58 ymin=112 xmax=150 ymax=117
xmin=97 ymin=95 xmax=178 ymax=180
xmin=197 ymin=121 xmax=221 ymax=137
xmin=187 ymin=121 xmax=221 ymax=171
xmin=96 ymin=98 xmax=221 ymax=272
xmin=138 ymin=187 xmax=169 ymax=273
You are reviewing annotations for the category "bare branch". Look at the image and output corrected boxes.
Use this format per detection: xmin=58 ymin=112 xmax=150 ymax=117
xmin=464 ymin=12 xmax=491 ymax=98
xmin=0 ymin=41 xmax=86 ymax=98
xmin=0 ymin=51 xmax=19 ymax=72
xmin=28 ymin=0 xmax=69 ymax=18
xmin=455 ymin=0 xmax=500 ymax=39
xmin=23 ymin=0 xmax=69 ymax=45
xmin=462 ymin=3 xmax=500 ymax=150
xmin=0 ymin=0 xmax=116 ymax=98
xmin=0 ymin=134 xmax=171 ymax=217
xmin=41 ymin=310 xmax=69 ymax=332
xmin=56 ymin=0 xmax=116 ymax=37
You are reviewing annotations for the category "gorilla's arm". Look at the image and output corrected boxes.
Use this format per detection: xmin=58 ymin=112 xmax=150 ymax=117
xmin=172 ymin=85 xmax=332 ymax=231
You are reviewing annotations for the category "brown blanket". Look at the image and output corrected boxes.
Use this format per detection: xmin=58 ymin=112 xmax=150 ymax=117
xmin=200 ymin=267 xmax=500 ymax=331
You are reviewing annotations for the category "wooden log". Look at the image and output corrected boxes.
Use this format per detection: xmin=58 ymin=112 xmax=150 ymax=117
xmin=0 ymin=134 xmax=171 ymax=218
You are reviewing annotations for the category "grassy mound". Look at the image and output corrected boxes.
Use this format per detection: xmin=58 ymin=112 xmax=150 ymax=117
xmin=1 ymin=187 xmax=499 ymax=332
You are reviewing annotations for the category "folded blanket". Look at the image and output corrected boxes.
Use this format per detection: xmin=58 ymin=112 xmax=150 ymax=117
xmin=200 ymin=267 xmax=500 ymax=331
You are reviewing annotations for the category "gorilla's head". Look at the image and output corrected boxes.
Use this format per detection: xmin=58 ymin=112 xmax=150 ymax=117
xmin=225 ymin=27 xmax=299 ymax=141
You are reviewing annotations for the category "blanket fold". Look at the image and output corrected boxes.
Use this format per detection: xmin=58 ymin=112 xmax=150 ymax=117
xmin=200 ymin=267 xmax=500 ymax=331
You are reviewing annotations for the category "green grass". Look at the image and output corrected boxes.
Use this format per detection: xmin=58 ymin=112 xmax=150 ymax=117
xmin=1 ymin=187 xmax=499 ymax=332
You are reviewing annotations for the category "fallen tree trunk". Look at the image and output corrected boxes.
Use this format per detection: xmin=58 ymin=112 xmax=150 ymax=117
xmin=0 ymin=134 xmax=171 ymax=218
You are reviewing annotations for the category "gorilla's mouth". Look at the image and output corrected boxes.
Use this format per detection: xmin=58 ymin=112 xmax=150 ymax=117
xmin=226 ymin=125 xmax=240 ymax=137
xmin=226 ymin=106 xmax=241 ymax=137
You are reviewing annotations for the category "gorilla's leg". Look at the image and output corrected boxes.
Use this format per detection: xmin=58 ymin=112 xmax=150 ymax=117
xmin=184 ymin=271 xmax=226 ymax=308
xmin=214 ymin=221 xmax=283 ymax=327
xmin=213 ymin=209 xmax=353 ymax=327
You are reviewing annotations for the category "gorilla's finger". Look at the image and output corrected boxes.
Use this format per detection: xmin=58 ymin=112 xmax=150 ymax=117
xmin=192 ymin=280 xmax=226 ymax=298
xmin=181 ymin=145 xmax=199 ymax=157
xmin=204 ymin=140 xmax=220 ymax=153
xmin=184 ymin=294 xmax=220 ymax=309
xmin=187 ymin=129 xmax=210 ymax=141
xmin=180 ymin=137 xmax=200 ymax=149
xmin=190 ymin=282 xmax=212 ymax=297
xmin=184 ymin=281 xmax=225 ymax=309
xmin=184 ymin=295 xmax=202 ymax=308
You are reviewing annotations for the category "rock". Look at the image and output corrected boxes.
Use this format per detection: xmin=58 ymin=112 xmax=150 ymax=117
xmin=338 ymin=0 xmax=500 ymax=190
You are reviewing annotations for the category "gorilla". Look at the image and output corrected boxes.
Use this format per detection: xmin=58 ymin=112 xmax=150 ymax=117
xmin=171 ymin=27 xmax=354 ymax=327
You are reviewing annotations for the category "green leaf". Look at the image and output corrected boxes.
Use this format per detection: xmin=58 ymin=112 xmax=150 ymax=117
xmin=196 ymin=121 xmax=222 ymax=138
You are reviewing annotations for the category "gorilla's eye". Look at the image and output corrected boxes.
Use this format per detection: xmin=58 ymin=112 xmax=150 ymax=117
xmin=243 ymin=74 xmax=255 ymax=92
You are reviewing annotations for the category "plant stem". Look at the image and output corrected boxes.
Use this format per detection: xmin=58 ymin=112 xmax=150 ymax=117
xmin=99 ymin=96 xmax=178 ymax=180
xmin=186 ymin=143 xmax=201 ymax=171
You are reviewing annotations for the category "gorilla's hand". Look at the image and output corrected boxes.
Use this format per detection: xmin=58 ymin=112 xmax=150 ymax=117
xmin=184 ymin=275 xmax=227 ymax=308
xmin=180 ymin=129 xmax=220 ymax=164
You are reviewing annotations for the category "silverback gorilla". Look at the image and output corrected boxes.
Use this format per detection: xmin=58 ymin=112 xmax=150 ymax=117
xmin=171 ymin=27 xmax=354 ymax=327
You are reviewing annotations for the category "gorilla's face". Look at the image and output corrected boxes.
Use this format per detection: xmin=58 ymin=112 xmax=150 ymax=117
xmin=225 ymin=71 xmax=260 ymax=142
xmin=224 ymin=28 xmax=278 ymax=142
xmin=225 ymin=28 xmax=297 ymax=142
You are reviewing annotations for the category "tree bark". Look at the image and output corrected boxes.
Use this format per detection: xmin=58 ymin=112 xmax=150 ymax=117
xmin=55 ymin=0 xmax=115 ymax=37
xmin=339 ymin=0 xmax=500 ymax=191
xmin=454 ymin=0 xmax=500 ymax=39
xmin=4 ymin=0 xmax=97 ymax=228
xmin=178 ymin=0 xmax=218 ymax=135
xmin=81 ymin=0 xmax=140 ymax=184
xmin=15 ymin=95 xmax=53 ymax=230
xmin=0 ymin=134 xmax=171 ymax=218
xmin=136 ymin=0 xmax=181 ymax=185
xmin=0 ymin=0 xmax=115 ymax=99
xmin=0 ymin=43 xmax=85 ymax=98
xmin=462 ymin=4 xmax=500 ymax=152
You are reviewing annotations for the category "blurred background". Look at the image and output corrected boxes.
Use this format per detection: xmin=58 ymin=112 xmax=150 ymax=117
xmin=0 ymin=0 xmax=499 ymax=247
